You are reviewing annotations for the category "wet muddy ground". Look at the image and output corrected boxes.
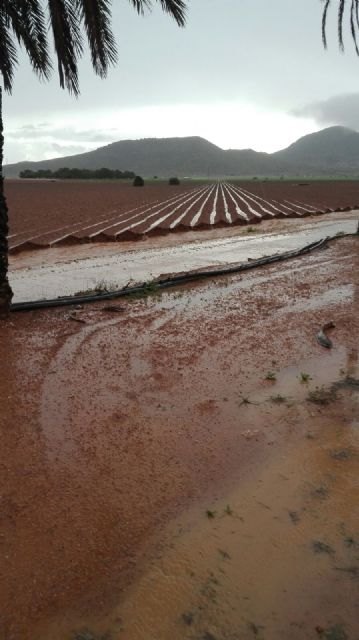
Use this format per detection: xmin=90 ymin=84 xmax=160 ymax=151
xmin=0 ymin=236 xmax=358 ymax=639
xmin=9 ymin=211 xmax=359 ymax=303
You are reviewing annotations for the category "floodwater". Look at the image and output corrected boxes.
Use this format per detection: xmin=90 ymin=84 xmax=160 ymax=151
xmin=1 ymin=236 xmax=358 ymax=640
xmin=105 ymin=409 xmax=359 ymax=640
xmin=9 ymin=213 xmax=358 ymax=303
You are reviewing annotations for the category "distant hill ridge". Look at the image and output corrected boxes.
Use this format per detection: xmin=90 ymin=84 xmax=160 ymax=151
xmin=5 ymin=126 xmax=359 ymax=178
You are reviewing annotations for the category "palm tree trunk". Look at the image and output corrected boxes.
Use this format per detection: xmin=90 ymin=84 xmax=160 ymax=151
xmin=0 ymin=87 xmax=13 ymax=317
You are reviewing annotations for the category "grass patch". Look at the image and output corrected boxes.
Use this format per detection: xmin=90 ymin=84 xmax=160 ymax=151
xmin=316 ymin=624 xmax=349 ymax=640
xmin=270 ymin=394 xmax=286 ymax=404
xmin=299 ymin=372 xmax=312 ymax=383
xmin=311 ymin=485 xmax=330 ymax=500
xmin=312 ymin=540 xmax=335 ymax=555
xmin=74 ymin=279 xmax=119 ymax=297
xmin=265 ymin=371 xmax=277 ymax=381
xmin=330 ymin=449 xmax=353 ymax=461
xmin=129 ymin=279 xmax=162 ymax=300
xmin=344 ymin=536 xmax=358 ymax=548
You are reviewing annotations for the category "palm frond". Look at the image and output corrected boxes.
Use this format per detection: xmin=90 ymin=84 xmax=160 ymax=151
xmin=5 ymin=0 xmax=51 ymax=82
xmin=338 ymin=0 xmax=346 ymax=49
xmin=322 ymin=0 xmax=359 ymax=54
xmin=129 ymin=1 xmax=152 ymax=16
xmin=76 ymin=0 xmax=118 ymax=77
xmin=322 ymin=0 xmax=332 ymax=48
xmin=156 ymin=0 xmax=186 ymax=26
xmin=129 ymin=0 xmax=186 ymax=26
xmin=350 ymin=0 xmax=359 ymax=53
xmin=47 ymin=0 xmax=83 ymax=95
xmin=0 ymin=0 xmax=188 ymax=95
xmin=0 ymin=9 xmax=18 ymax=92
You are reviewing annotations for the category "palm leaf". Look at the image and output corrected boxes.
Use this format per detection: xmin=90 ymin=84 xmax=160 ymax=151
xmin=5 ymin=0 xmax=51 ymax=82
xmin=129 ymin=0 xmax=186 ymax=26
xmin=47 ymin=0 xmax=83 ymax=95
xmin=322 ymin=0 xmax=359 ymax=53
xmin=0 ymin=9 xmax=18 ymax=93
xmin=76 ymin=0 xmax=118 ymax=77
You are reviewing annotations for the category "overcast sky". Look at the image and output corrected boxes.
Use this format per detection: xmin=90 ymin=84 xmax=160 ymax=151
xmin=4 ymin=0 xmax=359 ymax=164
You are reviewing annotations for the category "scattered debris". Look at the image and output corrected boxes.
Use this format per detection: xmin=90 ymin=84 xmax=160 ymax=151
xmin=206 ymin=510 xmax=216 ymax=519
xmin=101 ymin=305 xmax=126 ymax=313
xmin=241 ymin=429 xmax=260 ymax=440
xmin=288 ymin=510 xmax=301 ymax=525
xmin=315 ymin=624 xmax=348 ymax=639
xmin=311 ymin=485 xmax=330 ymax=500
xmin=343 ymin=536 xmax=358 ymax=549
xmin=312 ymin=540 xmax=335 ymax=555
xmin=73 ymin=630 xmax=106 ymax=640
xmin=330 ymin=449 xmax=353 ymax=461
xmin=334 ymin=565 xmax=359 ymax=579
xmin=333 ymin=376 xmax=359 ymax=390
xmin=248 ymin=621 xmax=265 ymax=636
xmin=68 ymin=312 xmax=87 ymax=324
xmin=317 ymin=321 xmax=335 ymax=349
xmin=181 ymin=612 xmax=194 ymax=626
xmin=307 ymin=387 xmax=336 ymax=405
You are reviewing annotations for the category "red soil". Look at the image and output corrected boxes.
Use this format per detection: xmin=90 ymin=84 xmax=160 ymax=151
xmin=6 ymin=179 xmax=359 ymax=253
xmin=0 ymin=237 xmax=358 ymax=639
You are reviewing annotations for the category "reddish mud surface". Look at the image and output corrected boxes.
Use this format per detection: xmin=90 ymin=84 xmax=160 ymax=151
xmin=6 ymin=179 xmax=359 ymax=253
xmin=0 ymin=236 xmax=358 ymax=639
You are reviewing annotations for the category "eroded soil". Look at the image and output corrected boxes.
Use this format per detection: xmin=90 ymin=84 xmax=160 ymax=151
xmin=0 ymin=236 xmax=358 ymax=639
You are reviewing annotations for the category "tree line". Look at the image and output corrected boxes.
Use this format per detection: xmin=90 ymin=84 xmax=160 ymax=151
xmin=19 ymin=168 xmax=136 ymax=180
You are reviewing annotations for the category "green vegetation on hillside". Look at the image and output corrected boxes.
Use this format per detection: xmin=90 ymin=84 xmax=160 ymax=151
xmin=19 ymin=168 xmax=135 ymax=180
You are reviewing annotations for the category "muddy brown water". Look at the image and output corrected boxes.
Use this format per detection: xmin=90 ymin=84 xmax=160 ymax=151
xmin=0 ymin=237 xmax=358 ymax=639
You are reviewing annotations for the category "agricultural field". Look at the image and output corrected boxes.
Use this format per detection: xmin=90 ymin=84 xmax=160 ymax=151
xmin=6 ymin=178 xmax=359 ymax=253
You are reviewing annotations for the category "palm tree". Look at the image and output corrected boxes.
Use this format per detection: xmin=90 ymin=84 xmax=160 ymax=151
xmin=322 ymin=0 xmax=359 ymax=53
xmin=0 ymin=0 xmax=186 ymax=316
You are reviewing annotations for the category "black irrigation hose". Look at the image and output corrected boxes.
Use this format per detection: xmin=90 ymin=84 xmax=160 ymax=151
xmin=10 ymin=231 xmax=359 ymax=313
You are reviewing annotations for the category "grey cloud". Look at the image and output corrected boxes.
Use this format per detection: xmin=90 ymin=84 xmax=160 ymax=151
xmin=292 ymin=94 xmax=359 ymax=131
xmin=8 ymin=125 xmax=115 ymax=143
xmin=51 ymin=143 xmax=88 ymax=155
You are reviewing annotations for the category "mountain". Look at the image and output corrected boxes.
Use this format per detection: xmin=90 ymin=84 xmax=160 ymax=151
xmin=272 ymin=126 xmax=359 ymax=173
xmin=4 ymin=126 xmax=359 ymax=178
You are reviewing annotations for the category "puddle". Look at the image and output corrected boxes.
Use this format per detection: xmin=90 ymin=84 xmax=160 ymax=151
xmin=109 ymin=412 xmax=359 ymax=640
xmin=33 ymin=322 xmax=358 ymax=640
xmin=9 ymin=218 xmax=358 ymax=303
xmin=38 ymin=367 xmax=359 ymax=640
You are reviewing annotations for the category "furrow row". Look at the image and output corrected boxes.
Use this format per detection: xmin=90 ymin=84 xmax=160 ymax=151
xmin=9 ymin=181 xmax=358 ymax=253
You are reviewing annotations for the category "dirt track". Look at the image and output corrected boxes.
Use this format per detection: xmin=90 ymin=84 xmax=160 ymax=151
xmin=0 ymin=236 xmax=358 ymax=639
